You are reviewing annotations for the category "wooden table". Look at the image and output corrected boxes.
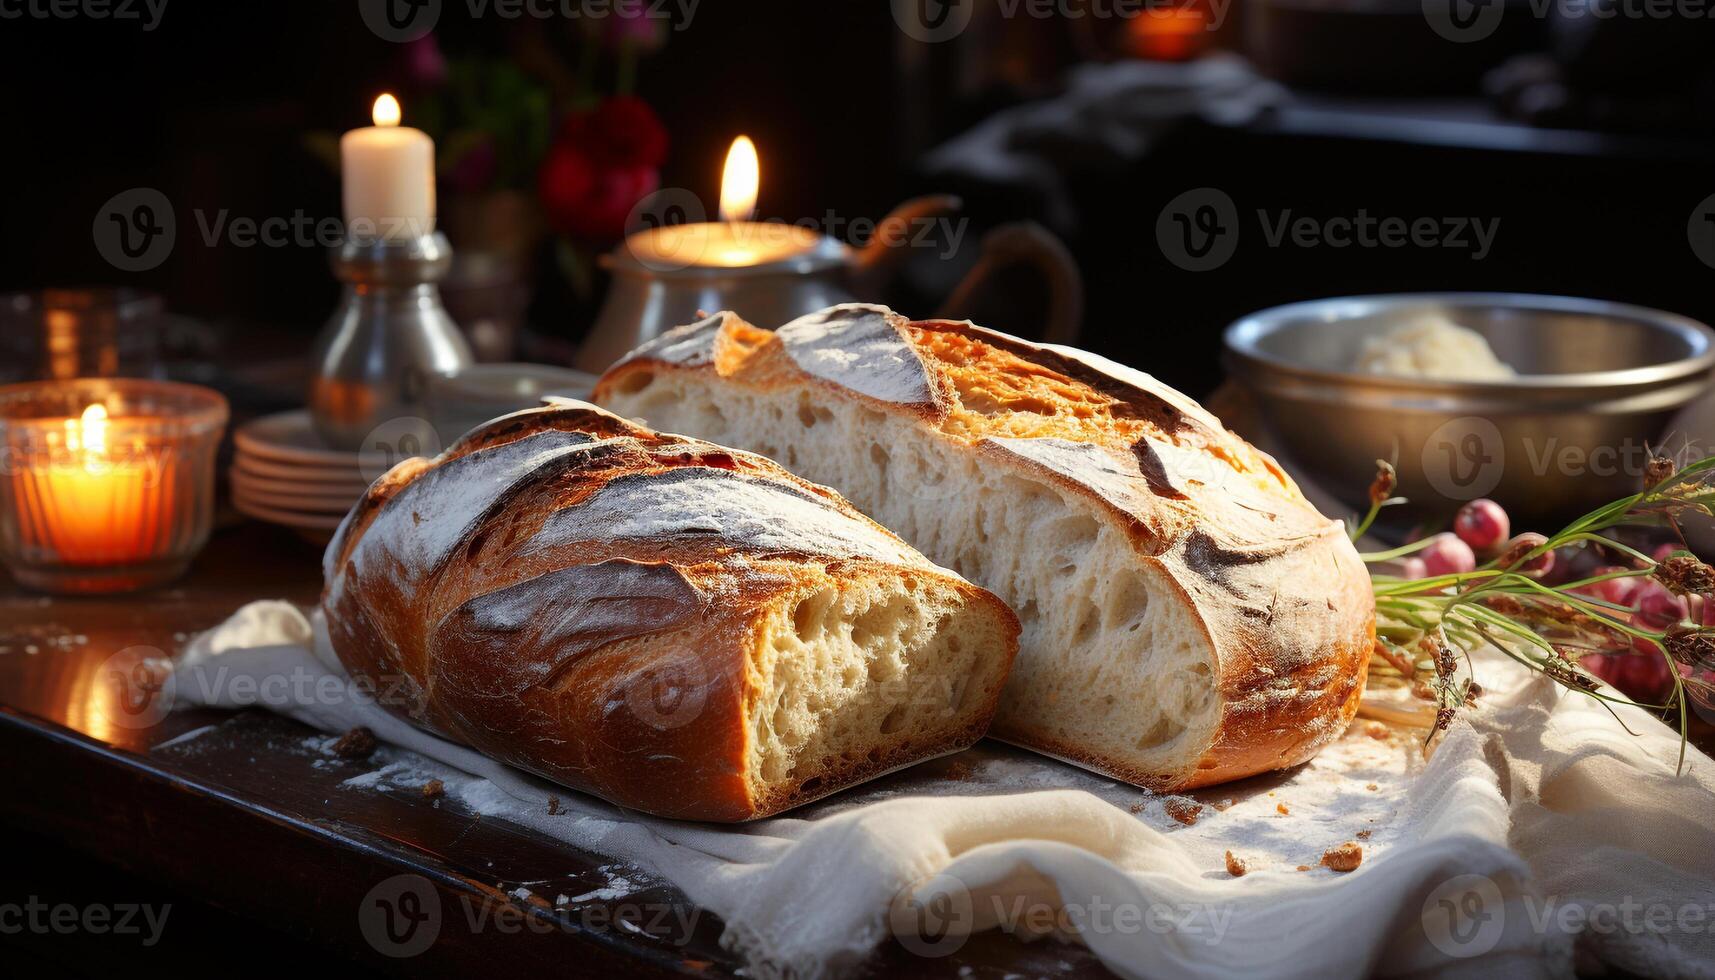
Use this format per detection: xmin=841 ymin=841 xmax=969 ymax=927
xmin=0 ymin=520 xmax=1111 ymax=977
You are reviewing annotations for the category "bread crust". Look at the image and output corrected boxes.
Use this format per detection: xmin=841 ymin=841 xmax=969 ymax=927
xmin=321 ymin=400 xmax=1019 ymax=821
xmin=595 ymin=306 xmax=1376 ymax=790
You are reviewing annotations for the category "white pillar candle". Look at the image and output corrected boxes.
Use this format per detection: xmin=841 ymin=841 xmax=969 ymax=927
xmin=340 ymin=94 xmax=436 ymax=241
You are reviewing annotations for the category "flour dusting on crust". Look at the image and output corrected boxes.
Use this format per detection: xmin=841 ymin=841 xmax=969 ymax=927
xmin=613 ymin=312 xmax=726 ymax=369
xmin=777 ymin=304 xmax=939 ymax=407
xmin=531 ymin=466 xmax=931 ymax=568
xmin=1043 ymin=341 xmax=1228 ymax=433
xmin=983 ymin=437 xmax=1160 ymax=526
xmin=353 ymin=429 xmax=598 ymax=581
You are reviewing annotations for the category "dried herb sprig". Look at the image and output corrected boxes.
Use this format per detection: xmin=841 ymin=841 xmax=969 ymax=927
xmin=1363 ymin=454 xmax=1715 ymax=771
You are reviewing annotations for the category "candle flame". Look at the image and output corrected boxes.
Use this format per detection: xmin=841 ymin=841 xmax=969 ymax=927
xmin=719 ymin=135 xmax=759 ymax=223
xmin=65 ymin=402 xmax=108 ymax=463
xmin=81 ymin=402 xmax=108 ymax=456
xmin=373 ymin=93 xmax=402 ymax=128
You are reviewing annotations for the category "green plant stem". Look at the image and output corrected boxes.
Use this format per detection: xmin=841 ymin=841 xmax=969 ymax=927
xmin=1359 ymin=455 xmax=1715 ymax=775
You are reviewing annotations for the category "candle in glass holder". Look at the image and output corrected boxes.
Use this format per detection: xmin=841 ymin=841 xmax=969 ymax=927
xmin=0 ymin=379 xmax=227 ymax=594
xmin=32 ymin=402 xmax=169 ymax=564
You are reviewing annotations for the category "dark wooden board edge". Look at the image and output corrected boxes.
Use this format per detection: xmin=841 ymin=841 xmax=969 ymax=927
xmin=0 ymin=706 xmax=723 ymax=979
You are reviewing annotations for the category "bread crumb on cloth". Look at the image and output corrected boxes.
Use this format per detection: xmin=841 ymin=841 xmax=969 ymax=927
xmin=1321 ymin=842 xmax=1364 ymax=872
xmin=1224 ymin=851 xmax=1248 ymax=877
xmin=1276 ymin=802 xmax=1291 ymax=816
xmin=1164 ymin=797 xmax=1203 ymax=826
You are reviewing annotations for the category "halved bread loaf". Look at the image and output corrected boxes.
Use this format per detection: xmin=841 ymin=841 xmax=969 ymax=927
xmin=595 ymin=305 xmax=1375 ymax=790
xmin=321 ymin=400 xmax=1019 ymax=821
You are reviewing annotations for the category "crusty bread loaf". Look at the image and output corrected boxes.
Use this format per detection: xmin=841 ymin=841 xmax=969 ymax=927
xmin=595 ymin=305 xmax=1375 ymax=790
xmin=321 ymin=400 xmax=1019 ymax=821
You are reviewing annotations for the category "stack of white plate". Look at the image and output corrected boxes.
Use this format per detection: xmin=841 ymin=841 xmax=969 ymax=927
xmin=229 ymin=366 xmax=598 ymax=544
xmin=231 ymin=411 xmax=368 ymax=544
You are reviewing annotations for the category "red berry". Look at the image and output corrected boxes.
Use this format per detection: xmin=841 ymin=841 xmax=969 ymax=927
xmin=1420 ymin=533 xmax=1476 ymax=577
xmin=1581 ymin=649 xmax=1675 ymax=703
xmin=1617 ymin=649 xmax=1676 ymax=702
xmin=1526 ymin=548 xmax=1557 ymax=577
xmin=1500 ymin=533 xmax=1554 ymax=576
xmin=1604 ymin=570 xmax=1643 ymax=607
xmin=1453 ymin=499 xmax=1510 ymax=553
xmin=1633 ymin=581 xmax=1688 ymax=630
xmin=1571 ymin=566 xmax=1648 ymax=606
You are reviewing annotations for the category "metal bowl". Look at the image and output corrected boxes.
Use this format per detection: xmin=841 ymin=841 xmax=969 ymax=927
xmin=1223 ymin=293 xmax=1715 ymax=527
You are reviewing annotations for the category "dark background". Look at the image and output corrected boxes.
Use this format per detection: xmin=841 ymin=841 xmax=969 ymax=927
xmin=3 ymin=4 xmax=1715 ymax=974
xmin=3 ymin=1 xmax=1713 ymax=400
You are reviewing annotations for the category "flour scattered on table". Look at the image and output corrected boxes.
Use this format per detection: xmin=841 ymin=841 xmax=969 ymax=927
xmin=568 ymin=866 xmax=641 ymax=903
xmin=340 ymin=758 xmax=443 ymax=792
xmin=153 ymin=723 xmax=221 ymax=751
xmin=302 ymin=734 xmax=337 ymax=754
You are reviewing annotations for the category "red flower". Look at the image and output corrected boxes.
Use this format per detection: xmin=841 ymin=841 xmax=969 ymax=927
xmin=539 ymin=97 xmax=667 ymax=245
xmin=400 ymin=35 xmax=448 ymax=88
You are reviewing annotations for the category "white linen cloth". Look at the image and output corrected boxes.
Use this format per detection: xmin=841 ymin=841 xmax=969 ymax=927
xmin=171 ymin=601 xmax=1715 ymax=979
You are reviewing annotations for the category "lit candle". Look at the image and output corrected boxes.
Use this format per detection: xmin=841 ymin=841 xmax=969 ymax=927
xmin=340 ymin=93 xmax=436 ymax=241
xmin=720 ymin=135 xmax=762 ymax=222
xmin=622 ymin=135 xmax=822 ymax=270
xmin=0 ymin=379 xmax=226 ymax=594
xmin=1125 ymin=6 xmax=1209 ymax=61
xmin=33 ymin=403 xmax=162 ymax=564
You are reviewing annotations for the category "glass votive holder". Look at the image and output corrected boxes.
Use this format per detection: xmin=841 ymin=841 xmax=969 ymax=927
xmin=0 ymin=378 xmax=228 ymax=594
xmin=0 ymin=289 xmax=164 ymax=384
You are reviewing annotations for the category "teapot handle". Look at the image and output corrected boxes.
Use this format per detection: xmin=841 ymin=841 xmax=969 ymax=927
xmin=934 ymin=222 xmax=1084 ymax=345
xmin=850 ymin=194 xmax=965 ymax=295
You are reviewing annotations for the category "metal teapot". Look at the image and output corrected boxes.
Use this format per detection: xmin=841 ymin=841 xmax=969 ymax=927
xmin=576 ymin=195 xmax=1082 ymax=371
